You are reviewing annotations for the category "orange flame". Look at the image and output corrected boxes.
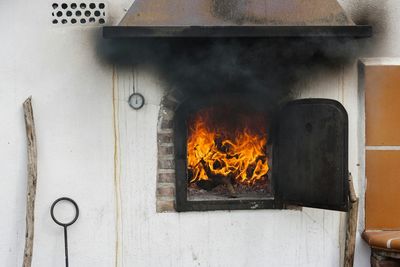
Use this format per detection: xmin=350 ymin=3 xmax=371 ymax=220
xmin=187 ymin=107 xmax=269 ymax=186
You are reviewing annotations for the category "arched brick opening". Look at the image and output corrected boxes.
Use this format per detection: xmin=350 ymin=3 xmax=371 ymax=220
xmin=156 ymin=90 xmax=186 ymax=212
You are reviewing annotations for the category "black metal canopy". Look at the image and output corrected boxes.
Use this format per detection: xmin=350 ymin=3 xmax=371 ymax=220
xmin=103 ymin=0 xmax=372 ymax=38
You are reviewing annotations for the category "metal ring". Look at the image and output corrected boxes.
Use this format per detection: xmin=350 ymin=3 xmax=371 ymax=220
xmin=50 ymin=197 xmax=79 ymax=227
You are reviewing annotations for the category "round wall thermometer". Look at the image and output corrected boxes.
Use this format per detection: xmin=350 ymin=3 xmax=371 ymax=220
xmin=128 ymin=93 xmax=145 ymax=110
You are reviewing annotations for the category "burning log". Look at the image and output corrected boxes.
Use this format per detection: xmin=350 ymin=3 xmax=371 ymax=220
xmin=220 ymin=176 xmax=237 ymax=198
xmin=196 ymin=159 xmax=237 ymax=198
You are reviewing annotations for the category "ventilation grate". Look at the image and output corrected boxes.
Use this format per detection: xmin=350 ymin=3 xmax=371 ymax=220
xmin=51 ymin=2 xmax=107 ymax=25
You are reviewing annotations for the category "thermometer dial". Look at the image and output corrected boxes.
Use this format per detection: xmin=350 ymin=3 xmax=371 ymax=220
xmin=128 ymin=93 xmax=145 ymax=110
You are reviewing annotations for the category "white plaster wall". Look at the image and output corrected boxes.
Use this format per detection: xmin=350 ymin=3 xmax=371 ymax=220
xmin=0 ymin=0 xmax=399 ymax=266
xmin=0 ymin=0 xmax=131 ymax=266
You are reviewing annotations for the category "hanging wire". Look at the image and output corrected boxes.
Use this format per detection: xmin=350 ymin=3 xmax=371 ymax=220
xmin=131 ymin=66 xmax=136 ymax=95
xmin=128 ymin=66 xmax=145 ymax=110
xmin=134 ymin=67 xmax=138 ymax=94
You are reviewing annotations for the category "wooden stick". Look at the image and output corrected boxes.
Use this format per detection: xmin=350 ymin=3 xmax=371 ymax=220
xmin=348 ymin=173 xmax=358 ymax=203
xmin=344 ymin=173 xmax=359 ymax=267
xmin=22 ymin=97 xmax=37 ymax=267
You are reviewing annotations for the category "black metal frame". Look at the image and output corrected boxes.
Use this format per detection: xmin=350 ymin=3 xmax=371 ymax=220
xmin=174 ymin=94 xmax=281 ymax=212
xmin=103 ymin=26 xmax=372 ymax=38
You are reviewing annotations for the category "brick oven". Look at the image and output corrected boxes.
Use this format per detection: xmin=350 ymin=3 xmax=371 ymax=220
xmin=103 ymin=0 xmax=371 ymax=213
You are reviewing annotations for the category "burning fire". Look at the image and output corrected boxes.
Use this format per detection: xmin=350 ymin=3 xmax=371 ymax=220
xmin=187 ymin=107 xmax=269 ymax=187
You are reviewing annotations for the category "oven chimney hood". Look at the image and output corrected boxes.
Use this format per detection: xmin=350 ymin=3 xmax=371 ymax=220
xmin=103 ymin=0 xmax=372 ymax=38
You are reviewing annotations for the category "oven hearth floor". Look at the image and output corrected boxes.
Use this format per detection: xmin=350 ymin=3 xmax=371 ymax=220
xmin=188 ymin=191 xmax=274 ymax=201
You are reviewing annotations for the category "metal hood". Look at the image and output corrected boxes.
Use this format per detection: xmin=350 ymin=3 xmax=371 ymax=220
xmin=103 ymin=0 xmax=372 ymax=38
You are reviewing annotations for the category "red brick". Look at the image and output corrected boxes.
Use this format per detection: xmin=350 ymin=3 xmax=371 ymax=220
xmin=158 ymin=173 xmax=175 ymax=183
xmin=158 ymin=146 xmax=174 ymax=156
xmin=158 ymin=159 xmax=175 ymax=169
xmin=161 ymin=119 xmax=173 ymax=129
xmin=158 ymin=133 xmax=173 ymax=143
xmin=156 ymin=185 xmax=175 ymax=197
xmin=156 ymin=200 xmax=175 ymax=212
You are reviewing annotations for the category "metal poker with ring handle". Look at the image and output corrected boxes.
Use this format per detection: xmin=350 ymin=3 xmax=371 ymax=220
xmin=50 ymin=197 xmax=79 ymax=267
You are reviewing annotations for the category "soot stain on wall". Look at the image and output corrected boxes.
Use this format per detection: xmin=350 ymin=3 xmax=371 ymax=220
xmin=98 ymin=37 xmax=369 ymax=110
xmin=93 ymin=0 xmax=390 ymax=115
xmin=348 ymin=1 xmax=388 ymax=55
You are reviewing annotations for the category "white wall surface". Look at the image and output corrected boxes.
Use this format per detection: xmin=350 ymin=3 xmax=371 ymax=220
xmin=0 ymin=0 xmax=398 ymax=266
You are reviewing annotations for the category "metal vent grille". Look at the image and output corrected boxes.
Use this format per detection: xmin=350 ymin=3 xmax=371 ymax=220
xmin=52 ymin=2 xmax=107 ymax=25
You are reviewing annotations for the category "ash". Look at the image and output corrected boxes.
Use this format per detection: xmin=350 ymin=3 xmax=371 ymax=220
xmin=188 ymin=177 xmax=273 ymax=200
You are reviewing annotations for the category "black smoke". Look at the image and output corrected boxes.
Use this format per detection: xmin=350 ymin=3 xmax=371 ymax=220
xmin=99 ymin=37 xmax=367 ymax=108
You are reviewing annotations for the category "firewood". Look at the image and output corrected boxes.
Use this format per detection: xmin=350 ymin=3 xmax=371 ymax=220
xmin=344 ymin=173 xmax=359 ymax=267
xmin=196 ymin=180 xmax=219 ymax=191
xmin=221 ymin=176 xmax=237 ymax=198
xmin=22 ymin=97 xmax=37 ymax=267
xmin=197 ymin=159 xmax=237 ymax=197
